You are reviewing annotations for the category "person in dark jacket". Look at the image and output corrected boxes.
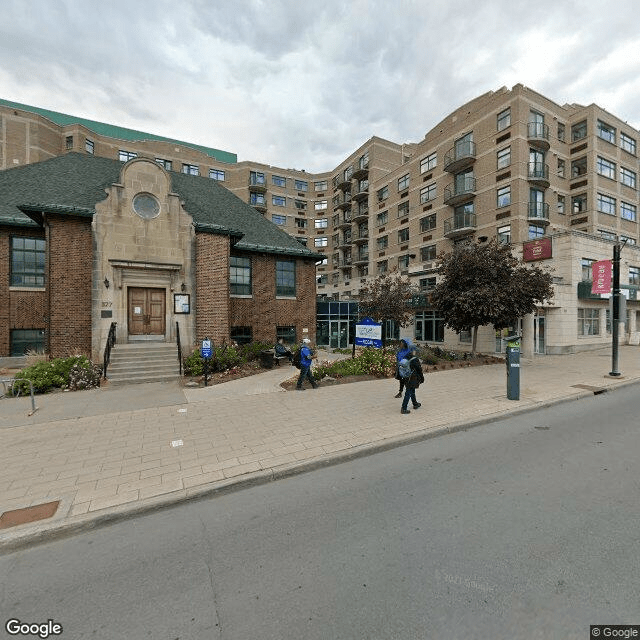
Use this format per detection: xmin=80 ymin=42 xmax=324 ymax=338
xmin=274 ymin=338 xmax=293 ymax=363
xmin=296 ymin=338 xmax=319 ymax=390
xmin=400 ymin=346 xmax=424 ymax=414
xmin=394 ymin=338 xmax=413 ymax=398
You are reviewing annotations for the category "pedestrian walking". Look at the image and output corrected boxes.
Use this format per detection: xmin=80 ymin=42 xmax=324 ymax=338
xmin=400 ymin=346 xmax=424 ymax=414
xmin=296 ymin=338 xmax=318 ymax=390
xmin=394 ymin=338 xmax=413 ymax=398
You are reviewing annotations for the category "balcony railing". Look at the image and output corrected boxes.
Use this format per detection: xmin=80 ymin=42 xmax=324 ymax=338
xmin=528 ymin=122 xmax=550 ymax=148
xmin=443 ymin=177 xmax=476 ymax=206
xmin=528 ymin=202 xmax=550 ymax=223
xmin=444 ymin=140 xmax=476 ymax=173
xmin=444 ymin=212 xmax=477 ymax=238
xmin=528 ymin=162 xmax=550 ymax=186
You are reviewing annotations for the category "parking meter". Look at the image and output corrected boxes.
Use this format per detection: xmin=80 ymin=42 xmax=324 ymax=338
xmin=505 ymin=334 xmax=521 ymax=400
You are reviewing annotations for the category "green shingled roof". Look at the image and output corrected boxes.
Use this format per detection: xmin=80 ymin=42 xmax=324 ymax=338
xmin=0 ymin=98 xmax=237 ymax=165
xmin=0 ymin=153 xmax=322 ymax=260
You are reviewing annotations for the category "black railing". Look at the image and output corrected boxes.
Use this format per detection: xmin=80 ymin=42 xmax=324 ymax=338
xmin=176 ymin=321 xmax=183 ymax=375
xmin=102 ymin=322 xmax=117 ymax=379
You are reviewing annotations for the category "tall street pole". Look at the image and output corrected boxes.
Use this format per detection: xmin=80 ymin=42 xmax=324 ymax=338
xmin=610 ymin=242 xmax=622 ymax=377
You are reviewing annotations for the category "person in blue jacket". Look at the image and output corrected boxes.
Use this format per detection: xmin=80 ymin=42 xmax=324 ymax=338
xmin=394 ymin=338 xmax=413 ymax=398
xmin=296 ymin=338 xmax=319 ymax=390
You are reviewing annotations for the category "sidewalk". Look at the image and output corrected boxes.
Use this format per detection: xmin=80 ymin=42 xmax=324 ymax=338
xmin=2 ymin=346 xmax=639 ymax=552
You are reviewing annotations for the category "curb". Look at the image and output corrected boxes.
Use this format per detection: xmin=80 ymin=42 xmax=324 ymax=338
xmin=3 ymin=377 xmax=637 ymax=554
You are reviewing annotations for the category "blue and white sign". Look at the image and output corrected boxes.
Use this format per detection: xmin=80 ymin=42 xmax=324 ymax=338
xmin=201 ymin=339 xmax=212 ymax=359
xmin=355 ymin=317 xmax=383 ymax=348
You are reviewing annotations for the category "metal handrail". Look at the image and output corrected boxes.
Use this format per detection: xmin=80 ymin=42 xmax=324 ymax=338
xmin=102 ymin=322 xmax=117 ymax=379
xmin=176 ymin=321 xmax=183 ymax=375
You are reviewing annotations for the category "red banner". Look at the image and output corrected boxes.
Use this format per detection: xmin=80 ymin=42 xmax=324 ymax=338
xmin=523 ymin=238 xmax=552 ymax=262
xmin=591 ymin=260 xmax=613 ymax=295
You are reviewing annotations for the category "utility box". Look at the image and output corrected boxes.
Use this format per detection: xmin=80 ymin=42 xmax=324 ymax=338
xmin=505 ymin=334 xmax=521 ymax=401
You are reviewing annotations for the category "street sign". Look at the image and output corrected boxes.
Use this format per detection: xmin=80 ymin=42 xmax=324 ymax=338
xmin=355 ymin=317 xmax=382 ymax=348
xmin=201 ymin=339 xmax=212 ymax=359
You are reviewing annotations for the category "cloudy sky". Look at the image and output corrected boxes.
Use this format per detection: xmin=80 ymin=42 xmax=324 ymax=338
xmin=2 ymin=0 xmax=640 ymax=172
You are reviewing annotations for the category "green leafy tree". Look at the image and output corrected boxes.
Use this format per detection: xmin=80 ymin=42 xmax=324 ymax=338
xmin=430 ymin=240 xmax=554 ymax=353
xmin=357 ymin=271 xmax=417 ymax=345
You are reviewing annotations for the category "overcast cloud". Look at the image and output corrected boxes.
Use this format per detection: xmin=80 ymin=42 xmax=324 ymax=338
xmin=2 ymin=0 xmax=640 ymax=172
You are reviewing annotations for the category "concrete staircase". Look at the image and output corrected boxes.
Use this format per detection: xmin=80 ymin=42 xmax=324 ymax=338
xmin=106 ymin=342 xmax=181 ymax=385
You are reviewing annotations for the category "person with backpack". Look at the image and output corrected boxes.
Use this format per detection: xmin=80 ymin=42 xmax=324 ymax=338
xmin=295 ymin=338 xmax=319 ymax=390
xmin=400 ymin=346 xmax=424 ymax=414
xmin=394 ymin=338 xmax=413 ymax=398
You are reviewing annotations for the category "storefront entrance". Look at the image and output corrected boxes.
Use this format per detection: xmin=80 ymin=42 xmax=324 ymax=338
xmin=128 ymin=287 xmax=166 ymax=337
xmin=534 ymin=311 xmax=546 ymax=354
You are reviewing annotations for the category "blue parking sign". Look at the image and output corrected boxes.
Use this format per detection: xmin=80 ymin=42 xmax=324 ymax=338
xmin=201 ymin=339 xmax=212 ymax=359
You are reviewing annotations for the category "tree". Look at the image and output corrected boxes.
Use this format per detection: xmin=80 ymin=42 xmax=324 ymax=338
xmin=357 ymin=271 xmax=417 ymax=344
xmin=430 ymin=240 xmax=554 ymax=353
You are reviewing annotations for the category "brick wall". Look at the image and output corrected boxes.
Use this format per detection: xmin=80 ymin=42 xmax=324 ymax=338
xmin=195 ymin=232 xmax=230 ymax=345
xmin=46 ymin=214 xmax=93 ymax=357
xmin=0 ymin=225 xmax=48 ymax=356
xmin=230 ymin=252 xmax=317 ymax=343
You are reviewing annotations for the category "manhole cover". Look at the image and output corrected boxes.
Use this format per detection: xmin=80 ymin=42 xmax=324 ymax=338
xmin=0 ymin=500 xmax=60 ymax=529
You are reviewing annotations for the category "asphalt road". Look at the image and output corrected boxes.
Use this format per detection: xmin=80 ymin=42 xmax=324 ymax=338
xmin=2 ymin=385 xmax=640 ymax=640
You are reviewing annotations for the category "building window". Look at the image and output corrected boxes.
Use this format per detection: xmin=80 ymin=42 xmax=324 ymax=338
xmin=65 ymin=136 xmax=73 ymax=150
xmin=629 ymin=266 xmax=640 ymax=286
xmin=419 ymin=277 xmax=436 ymax=292
xmin=377 ymin=185 xmax=389 ymax=201
xmin=398 ymin=228 xmax=410 ymax=243
xmin=621 ymin=201 xmax=637 ymax=222
xmin=272 ymin=175 xmax=286 ymax=187
xmin=314 ymin=237 xmax=328 ymax=247
xmin=209 ymin=169 xmax=225 ymax=181
xmin=497 ymin=146 xmax=511 ymax=169
xmin=377 ymin=235 xmax=388 ymax=250
xmin=296 ymin=218 xmax=307 ymax=229
xmin=596 ymin=156 xmax=616 ymax=179
xmin=497 ymin=185 xmax=511 ymax=208
xmin=528 ymin=224 xmax=545 ymax=239
xmin=420 ymin=152 xmax=437 ymax=174
xmin=420 ymin=183 xmax=436 ymax=203
xmin=250 ymin=193 xmax=266 ymax=206
xmin=571 ymin=121 xmax=587 ymax=142
xmin=182 ymin=163 xmax=199 ymax=176
xmin=377 ymin=260 xmax=388 ymax=274
xmin=315 ymin=218 xmax=328 ymax=229
xmin=272 ymin=195 xmax=286 ymax=207
xmin=621 ymin=132 xmax=637 ymax=155
xmin=572 ymin=194 xmax=587 ymax=214
xmin=377 ymin=210 xmax=388 ymax=226
xmin=119 ymin=150 xmax=137 ymax=162
xmin=398 ymin=255 xmax=411 ymax=271
xmin=398 ymin=173 xmax=410 ymax=191
xmin=557 ymin=158 xmax=565 ymax=178
xmin=578 ymin=308 xmax=600 ymax=336
xmin=250 ymin=171 xmax=265 ymax=185
xmin=10 ymin=329 xmax=45 ymax=356
xmin=420 ymin=214 xmax=436 ymax=232
xmin=571 ymin=157 xmax=587 ymax=178
xmin=557 ymin=122 xmax=566 ymax=142
xmin=230 ymin=326 xmax=252 ymax=345
xmin=230 ymin=256 xmax=252 ymax=296
xmin=557 ymin=195 xmax=566 ymax=215
xmin=276 ymin=326 xmax=296 ymax=344
xmin=295 ymin=200 xmax=307 ymax=210
xmin=156 ymin=158 xmax=172 ymax=171
xmin=85 ymin=139 xmax=94 ymax=154
xmin=397 ymin=201 xmax=409 ymax=218
xmin=421 ymin=244 xmax=436 ymax=261
xmin=582 ymin=258 xmax=595 ymax=281
xmin=597 ymin=193 xmax=616 ymax=216
xmin=498 ymin=225 xmax=511 ymax=245
xmin=415 ymin=310 xmax=444 ymax=342
xmin=294 ymin=179 xmax=308 ymax=192
xmin=621 ymin=167 xmax=637 ymax=189
xmin=597 ymin=120 xmax=616 ymax=144
xmin=276 ymin=260 xmax=296 ymax=297
xmin=271 ymin=214 xmax=286 ymax=225
xmin=497 ymin=108 xmax=511 ymax=131
xmin=315 ymin=180 xmax=327 ymax=191
xmin=11 ymin=237 xmax=45 ymax=287
xmin=314 ymin=200 xmax=328 ymax=211
xmin=358 ymin=152 xmax=369 ymax=169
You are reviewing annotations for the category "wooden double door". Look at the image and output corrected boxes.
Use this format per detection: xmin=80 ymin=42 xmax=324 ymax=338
xmin=128 ymin=287 xmax=166 ymax=336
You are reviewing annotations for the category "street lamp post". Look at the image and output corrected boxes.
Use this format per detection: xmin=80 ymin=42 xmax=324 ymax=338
xmin=609 ymin=240 xmax=626 ymax=377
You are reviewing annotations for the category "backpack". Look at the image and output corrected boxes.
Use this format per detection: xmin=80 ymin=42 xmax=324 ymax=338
xmin=292 ymin=348 xmax=303 ymax=369
xmin=398 ymin=358 xmax=411 ymax=380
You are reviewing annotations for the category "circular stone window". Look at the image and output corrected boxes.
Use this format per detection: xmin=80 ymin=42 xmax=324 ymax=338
xmin=132 ymin=193 xmax=160 ymax=219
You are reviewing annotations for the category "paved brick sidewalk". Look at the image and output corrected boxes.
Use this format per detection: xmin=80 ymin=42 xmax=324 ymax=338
xmin=1 ymin=346 xmax=639 ymax=551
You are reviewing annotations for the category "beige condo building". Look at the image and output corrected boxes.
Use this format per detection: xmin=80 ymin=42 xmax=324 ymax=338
xmin=2 ymin=84 xmax=640 ymax=357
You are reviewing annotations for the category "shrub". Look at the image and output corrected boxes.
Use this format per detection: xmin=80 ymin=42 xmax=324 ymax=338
xmin=12 ymin=355 xmax=100 ymax=395
xmin=312 ymin=347 xmax=396 ymax=380
xmin=183 ymin=340 xmax=274 ymax=376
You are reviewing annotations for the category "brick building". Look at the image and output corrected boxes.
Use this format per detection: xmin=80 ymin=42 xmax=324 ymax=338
xmin=0 ymin=153 xmax=320 ymax=359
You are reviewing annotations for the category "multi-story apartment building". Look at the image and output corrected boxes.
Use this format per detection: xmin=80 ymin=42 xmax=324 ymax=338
xmin=2 ymin=85 xmax=640 ymax=357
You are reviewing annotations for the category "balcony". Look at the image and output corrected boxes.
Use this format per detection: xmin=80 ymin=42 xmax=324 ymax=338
xmin=353 ymin=228 xmax=369 ymax=243
xmin=334 ymin=194 xmax=352 ymax=211
xmin=352 ymin=205 xmax=369 ymax=221
xmin=248 ymin=177 xmax=267 ymax=193
xmin=353 ymin=180 xmax=369 ymax=201
xmin=337 ymin=213 xmax=352 ymax=228
xmin=443 ymin=177 xmax=476 ymax=206
xmin=444 ymin=212 xmax=477 ymax=238
xmin=352 ymin=163 xmax=369 ymax=181
xmin=528 ymin=162 xmax=550 ymax=187
xmin=444 ymin=140 xmax=476 ymax=173
xmin=528 ymin=202 xmax=550 ymax=224
xmin=339 ymin=257 xmax=353 ymax=268
xmin=353 ymin=252 xmax=369 ymax=265
xmin=251 ymin=201 xmax=267 ymax=213
xmin=527 ymin=122 xmax=550 ymax=150
xmin=337 ymin=234 xmax=353 ymax=249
